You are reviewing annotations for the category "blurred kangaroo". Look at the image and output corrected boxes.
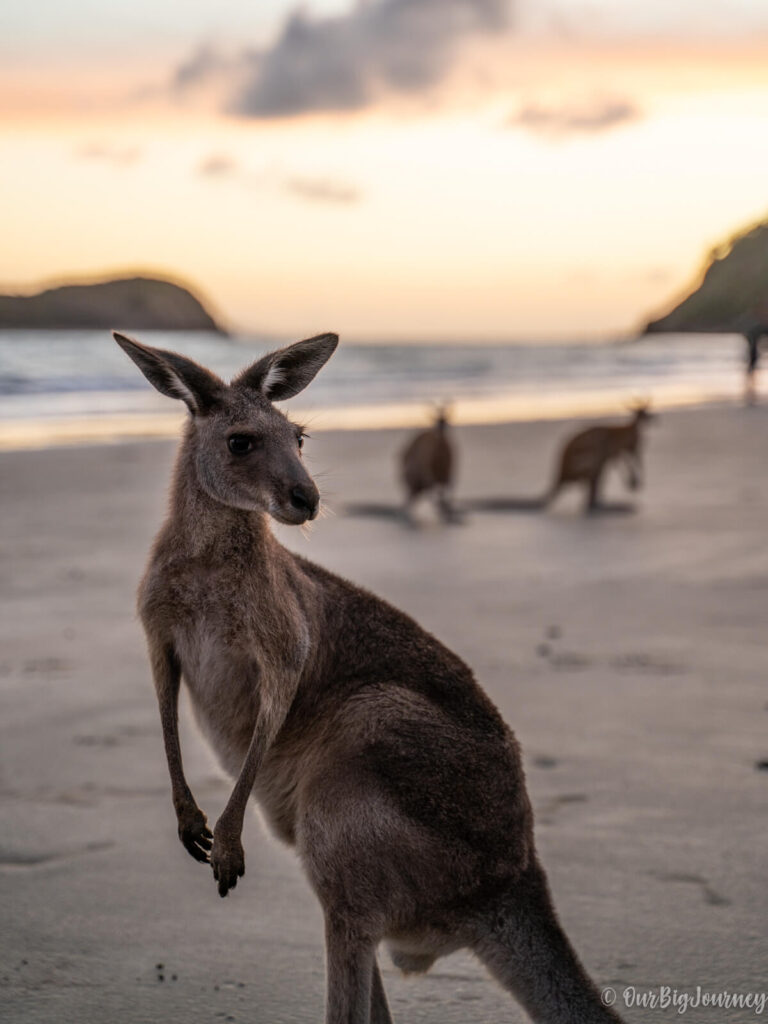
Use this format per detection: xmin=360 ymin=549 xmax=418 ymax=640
xmin=547 ymin=404 xmax=654 ymax=513
xmin=115 ymin=330 xmax=623 ymax=1024
xmin=400 ymin=405 xmax=457 ymax=522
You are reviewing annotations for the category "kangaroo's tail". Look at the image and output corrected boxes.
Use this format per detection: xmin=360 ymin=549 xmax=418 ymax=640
xmin=471 ymin=861 xmax=623 ymax=1024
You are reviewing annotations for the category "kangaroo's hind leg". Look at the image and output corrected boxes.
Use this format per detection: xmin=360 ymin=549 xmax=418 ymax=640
xmin=324 ymin=915 xmax=377 ymax=1024
xmin=585 ymin=467 xmax=604 ymax=513
xmin=371 ymin=959 xmax=394 ymax=1024
xmin=435 ymin=485 xmax=461 ymax=524
xmin=402 ymin=485 xmax=423 ymax=526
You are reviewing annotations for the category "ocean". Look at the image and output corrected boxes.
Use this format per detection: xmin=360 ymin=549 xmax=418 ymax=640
xmin=0 ymin=330 xmax=749 ymax=448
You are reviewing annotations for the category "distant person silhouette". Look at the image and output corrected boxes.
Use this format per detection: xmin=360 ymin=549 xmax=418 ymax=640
xmin=400 ymin=406 xmax=458 ymax=522
xmin=744 ymin=324 xmax=768 ymax=405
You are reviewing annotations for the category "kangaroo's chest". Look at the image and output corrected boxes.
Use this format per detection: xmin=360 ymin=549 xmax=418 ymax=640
xmin=160 ymin=564 xmax=311 ymax=775
xmin=173 ymin=623 xmax=259 ymax=770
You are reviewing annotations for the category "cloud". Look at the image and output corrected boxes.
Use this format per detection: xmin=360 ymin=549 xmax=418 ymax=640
xmin=282 ymin=176 xmax=361 ymax=204
xmin=198 ymin=154 xmax=239 ymax=178
xmin=508 ymin=97 xmax=641 ymax=137
xmin=173 ymin=45 xmax=230 ymax=90
xmin=195 ymin=153 xmax=362 ymax=204
xmin=221 ymin=0 xmax=513 ymax=118
xmin=77 ymin=142 xmax=141 ymax=165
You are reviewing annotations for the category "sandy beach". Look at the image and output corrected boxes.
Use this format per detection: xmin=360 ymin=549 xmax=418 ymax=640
xmin=1 ymin=404 xmax=767 ymax=1024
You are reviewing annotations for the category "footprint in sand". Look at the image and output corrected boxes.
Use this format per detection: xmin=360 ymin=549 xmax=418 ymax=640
xmin=532 ymin=755 xmax=560 ymax=769
xmin=549 ymin=652 xmax=592 ymax=671
xmin=0 ymin=840 xmax=114 ymax=868
xmin=538 ymin=792 xmax=589 ymax=825
xmin=651 ymin=871 xmax=730 ymax=907
xmin=22 ymin=656 xmax=71 ymax=674
xmin=73 ymin=722 xmax=158 ymax=748
xmin=612 ymin=653 xmax=686 ymax=676
xmin=73 ymin=734 xmax=120 ymax=748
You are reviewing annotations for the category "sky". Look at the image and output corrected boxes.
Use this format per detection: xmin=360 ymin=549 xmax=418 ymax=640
xmin=1 ymin=0 xmax=767 ymax=341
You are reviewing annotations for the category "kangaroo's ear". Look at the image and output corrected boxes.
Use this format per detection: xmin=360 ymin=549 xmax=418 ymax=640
xmin=234 ymin=332 xmax=338 ymax=402
xmin=113 ymin=332 xmax=224 ymax=415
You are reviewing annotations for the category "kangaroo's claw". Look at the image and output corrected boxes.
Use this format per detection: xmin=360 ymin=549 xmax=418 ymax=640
xmin=176 ymin=803 xmax=213 ymax=863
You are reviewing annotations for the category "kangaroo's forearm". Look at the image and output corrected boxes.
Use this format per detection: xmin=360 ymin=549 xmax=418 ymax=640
xmin=149 ymin=637 xmax=212 ymax=862
xmin=210 ymin=689 xmax=291 ymax=897
xmin=218 ymin=696 xmax=285 ymax=834
xmin=151 ymin=643 xmax=191 ymax=804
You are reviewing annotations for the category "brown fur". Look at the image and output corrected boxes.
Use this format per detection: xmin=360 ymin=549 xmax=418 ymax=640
xmin=115 ymin=330 xmax=622 ymax=1024
xmin=548 ymin=405 xmax=654 ymax=512
xmin=400 ymin=408 xmax=456 ymax=521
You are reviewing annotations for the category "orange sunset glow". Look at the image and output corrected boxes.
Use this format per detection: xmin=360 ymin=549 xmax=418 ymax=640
xmin=2 ymin=1 xmax=768 ymax=340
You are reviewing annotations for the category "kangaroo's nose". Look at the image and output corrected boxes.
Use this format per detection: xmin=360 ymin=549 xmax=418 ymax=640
xmin=290 ymin=484 xmax=319 ymax=520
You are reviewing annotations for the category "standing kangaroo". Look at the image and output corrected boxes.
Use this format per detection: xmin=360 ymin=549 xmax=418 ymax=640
xmin=400 ymin=406 xmax=456 ymax=522
xmin=115 ymin=330 xmax=623 ymax=1024
xmin=547 ymin=405 xmax=654 ymax=513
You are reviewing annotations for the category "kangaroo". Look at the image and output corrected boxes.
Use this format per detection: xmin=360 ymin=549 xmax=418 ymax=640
xmin=115 ymin=330 xmax=623 ymax=1024
xmin=400 ymin=406 xmax=456 ymax=522
xmin=547 ymin=405 xmax=654 ymax=513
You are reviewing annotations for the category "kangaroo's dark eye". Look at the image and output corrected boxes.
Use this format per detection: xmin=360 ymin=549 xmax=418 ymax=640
xmin=297 ymin=433 xmax=305 ymax=450
xmin=228 ymin=435 xmax=254 ymax=456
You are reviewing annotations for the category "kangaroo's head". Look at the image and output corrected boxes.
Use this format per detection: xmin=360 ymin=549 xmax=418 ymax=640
xmin=433 ymin=403 xmax=452 ymax=432
xmin=114 ymin=331 xmax=338 ymax=524
xmin=629 ymin=401 xmax=656 ymax=427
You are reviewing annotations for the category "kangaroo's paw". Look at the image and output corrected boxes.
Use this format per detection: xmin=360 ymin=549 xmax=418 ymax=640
xmin=176 ymin=802 xmax=213 ymax=864
xmin=211 ymin=829 xmax=245 ymax=897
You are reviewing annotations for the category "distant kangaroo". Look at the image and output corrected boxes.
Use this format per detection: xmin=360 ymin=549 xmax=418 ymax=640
xmin=400 ymin=406 xmax=456 ymax=522
xmin=547 ymin=404 xmax=654 ymax=513
xmin=115 ymin=330 xmax=623 ymax=1024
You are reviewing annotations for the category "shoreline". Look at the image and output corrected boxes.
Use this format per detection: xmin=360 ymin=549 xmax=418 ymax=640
xmin=0 ymin=381 xmax=748 ymax=451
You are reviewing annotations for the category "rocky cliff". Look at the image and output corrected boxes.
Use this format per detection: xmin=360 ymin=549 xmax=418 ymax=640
xmin=644 ymin=218 xmax=768 ymax=334
xmin=0 ymin=276 xmax=225 ymax=332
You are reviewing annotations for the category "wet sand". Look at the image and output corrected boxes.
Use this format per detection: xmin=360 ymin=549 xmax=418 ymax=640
xmin=1 ymin=404 xmax=767 ymax=1023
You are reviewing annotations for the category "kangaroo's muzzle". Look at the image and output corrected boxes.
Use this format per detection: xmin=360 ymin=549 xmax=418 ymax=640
xmin=289 ymin=482 xmax=319 ymax=521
